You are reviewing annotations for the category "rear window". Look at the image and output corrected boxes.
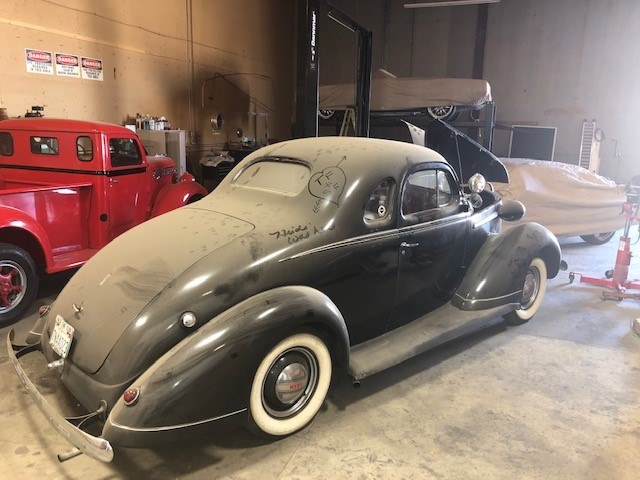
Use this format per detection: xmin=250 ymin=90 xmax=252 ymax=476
xmin=233 ymin=160 xmax=310 ymax=195
xmin=0 ymin=132 xmax=12 ymax=156
xmin=30 ymin=136 xmax=58 ymax=155
xmin=76 ymin=136 xmax=93 ymax=161
xmin=110 ymin=138 xmax=141 ymax=167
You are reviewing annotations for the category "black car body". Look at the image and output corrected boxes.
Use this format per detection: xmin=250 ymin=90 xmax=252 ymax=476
xmin=9 ymin=137 xmax=561 ymax=462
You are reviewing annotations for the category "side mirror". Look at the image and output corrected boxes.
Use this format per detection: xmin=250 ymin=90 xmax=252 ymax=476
xmin=498 ymin=201 xmax=526 ymax=222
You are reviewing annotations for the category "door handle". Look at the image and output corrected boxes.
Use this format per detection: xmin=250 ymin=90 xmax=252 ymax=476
xmin=400 ymin=242 xmax=419 ymax=248
xmin=109 ymin=178 xmax=119 ymax=184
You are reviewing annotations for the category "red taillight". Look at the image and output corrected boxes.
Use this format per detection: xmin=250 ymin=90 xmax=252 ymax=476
xmin=123 ymin=387 xmax=140 ymax=406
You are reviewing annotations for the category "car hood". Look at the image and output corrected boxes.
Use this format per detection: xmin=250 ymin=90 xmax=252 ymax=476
xmin=404 ymin=119 xmax=509 ymax=183
xmin=48 ymin=207 xmax=254 ymax=374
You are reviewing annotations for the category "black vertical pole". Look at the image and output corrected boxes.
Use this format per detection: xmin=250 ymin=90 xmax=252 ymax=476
xmin=355 ymin=28 xmax=372 ymax=137
xmin=472 ymin=4 xmax=489 ymax=79
xmin=294 ymin=0 xmax=320 ymax=138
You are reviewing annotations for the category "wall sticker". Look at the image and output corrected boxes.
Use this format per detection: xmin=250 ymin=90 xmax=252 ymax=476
xmin=55 ymin=53 xmax=80 ymax=78
xmin=81 ymin=57 xmax=103 ymax=81
xmin=25 ymin=49 xmax=53 ymax=75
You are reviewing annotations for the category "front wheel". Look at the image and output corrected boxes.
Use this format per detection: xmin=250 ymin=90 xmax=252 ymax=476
xmin=248 ymin=332 xmax=332 ymax=437
xmin=580 ymin=232 xmax=615 ymax=245
xmin=0 ymin=243 xmax=39 ymax=325
xmin=503 ymin=257 xmax=547 ymax=326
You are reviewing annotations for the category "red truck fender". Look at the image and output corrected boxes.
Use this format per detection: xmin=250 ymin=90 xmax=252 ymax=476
xmin=150 ymin=173 xmax=208 ymax=218
xmin=0 ymin=205 xmax=54 ymax=270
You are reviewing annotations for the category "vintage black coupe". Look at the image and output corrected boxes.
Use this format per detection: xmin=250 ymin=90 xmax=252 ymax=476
xmin=9 ymin=137 xmax=561 ymax=462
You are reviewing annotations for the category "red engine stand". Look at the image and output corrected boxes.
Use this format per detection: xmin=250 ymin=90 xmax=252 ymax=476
xmin=569 ymin=199 xmax=640 ymax=302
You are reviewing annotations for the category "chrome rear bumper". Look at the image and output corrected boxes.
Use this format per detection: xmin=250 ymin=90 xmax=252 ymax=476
xmin=7 ymin=330 xmax=114 ymax=463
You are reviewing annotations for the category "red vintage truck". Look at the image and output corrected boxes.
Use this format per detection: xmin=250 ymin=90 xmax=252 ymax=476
xmin=0 ymin=118 xmax=207 ymax=323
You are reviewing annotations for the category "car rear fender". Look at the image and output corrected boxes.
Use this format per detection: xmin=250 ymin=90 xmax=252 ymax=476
xmin=102 ymin=285 xmax=348 ymax=446
xmin=452 ymin=222 xmax=560 ymax=311
xmin=150 ymin=174 xmax=208 ymax=218
xmin=0 ymin=205 xmax=53 ymax=269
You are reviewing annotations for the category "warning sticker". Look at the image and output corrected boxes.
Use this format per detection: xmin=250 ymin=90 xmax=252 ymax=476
xmin=81 ymin=57 xmax=103 ymax=81
xmin=25 ymin=49 xmax=54 ymax=75
xmin=55 ymin=53 xmax=80 ymax=77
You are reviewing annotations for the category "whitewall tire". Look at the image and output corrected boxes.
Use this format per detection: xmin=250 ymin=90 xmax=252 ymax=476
xmin=248 ymin=332 xmax=332 ymax=437
xmin=503 ymin=257 xmax=547 ymax=325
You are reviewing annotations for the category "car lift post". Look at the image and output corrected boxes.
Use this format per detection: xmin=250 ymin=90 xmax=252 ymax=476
xmin=569 ymin=176 xmax=640 ymax=301
xmin=294 ymin=0 xmax=372 ymax=138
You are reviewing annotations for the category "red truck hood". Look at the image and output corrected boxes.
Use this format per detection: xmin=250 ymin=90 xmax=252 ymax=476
xmin=46 ymin=207 xmax=254 ymax=373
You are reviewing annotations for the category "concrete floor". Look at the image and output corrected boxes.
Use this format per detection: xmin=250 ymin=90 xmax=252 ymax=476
xmin=1 ymin=236 xmax=639 ymax=479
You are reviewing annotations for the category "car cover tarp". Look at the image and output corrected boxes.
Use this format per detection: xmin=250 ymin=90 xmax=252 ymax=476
xmin=495 ymin=158 xmax=626 ymax=237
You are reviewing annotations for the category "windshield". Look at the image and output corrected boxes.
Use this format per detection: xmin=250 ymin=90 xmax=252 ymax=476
xmin=233 ymin=160 xmax=310 ymax=195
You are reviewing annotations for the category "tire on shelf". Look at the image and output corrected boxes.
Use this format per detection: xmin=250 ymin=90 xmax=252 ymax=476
xmin=0 ymin=243 xmax=39 ymax=325
xmin=248 ymin=332 xmax=332 ymax=437
xmin=503 ymin=257 xmax=547 ymax=326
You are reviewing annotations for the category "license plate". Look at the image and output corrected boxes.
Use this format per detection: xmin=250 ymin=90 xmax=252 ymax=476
xmin=50 ymin=315 xmax=74 ymax=359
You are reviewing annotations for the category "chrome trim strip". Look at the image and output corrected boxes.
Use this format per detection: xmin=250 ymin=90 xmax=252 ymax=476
xmin=7 ymin=331 xmax=114 ymax=463
xmin=107 ymin=408 xmax=248 ymax=433
xmin=280 ymin=210 xmax=473 ymax=263
xmin=398 ymin=211 xmax=471 ymax=235
xmin=279 ymin=229 xmax=401 ymax=262
xmin=473 ymin=210 xmax=499 ymax=228
xmin=454 ymin=289 xmax=522 ymax=304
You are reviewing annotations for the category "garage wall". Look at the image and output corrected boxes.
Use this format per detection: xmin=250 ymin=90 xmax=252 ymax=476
xmin=485 ymin=0 xmax=640 ymax=182
xmin=0 ymin=0 xmax=294 ymax=148
xmin=320 ymin=0 xmax=638 ymax=182
xmin=319 ymin=0 xmax=478 ymax=84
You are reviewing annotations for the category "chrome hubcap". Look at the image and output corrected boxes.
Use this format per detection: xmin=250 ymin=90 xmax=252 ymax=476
xmin=521 ymin=267 xmax=540 ymax=309
xmin=428 ymin=105 xmax=454 ymax=119
xmin=594 ymin=232 xmax=613 ymax=241
xmin=262 ymin=348 xmax=318 ymax=419
xmin=0 ymin=261 xmax=26 ymax=313
xmin=275 ymin=363 xmax=309 ymax=405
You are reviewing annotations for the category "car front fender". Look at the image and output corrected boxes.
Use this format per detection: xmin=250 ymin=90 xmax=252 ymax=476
xmin=452 ymin=222 xmax=561 ymax=311
xmin=102 ymin=285 xmax=349 ymax=447
xmin=150 ymin=175 xmax=208 ymax=218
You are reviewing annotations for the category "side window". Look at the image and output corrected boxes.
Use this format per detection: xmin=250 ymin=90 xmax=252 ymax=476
xmin=402 ymin=170 xmax=438 ymax=216
xmin=76 ymin=136 xmax=93 ymax=161
xmin=0 ymin=132 xmax=13 ymax=156
xmin=364 ymin=178 xmax=395 ymax=226
xmin=30 ymin=136 xmax=59 ymax=155
xmin=437 ymin=170 xmax=454 ymax=207
xmin=109 ymin=138 xmax=141 ymax=167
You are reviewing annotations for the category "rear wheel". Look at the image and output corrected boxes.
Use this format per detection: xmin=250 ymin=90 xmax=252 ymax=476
xmin=248 ymin=332 xmax=332 ymax=437
xmin=0 ymin=243 xmax=38 ymax=325
xmin=503 ymin=258 xmax=547 ymax=326
xmin=580 ymin=232 xmax=615 ymax=245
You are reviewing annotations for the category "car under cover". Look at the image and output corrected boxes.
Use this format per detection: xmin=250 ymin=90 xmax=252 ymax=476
xmin=494 ymin=158 xmax=626 ymax=237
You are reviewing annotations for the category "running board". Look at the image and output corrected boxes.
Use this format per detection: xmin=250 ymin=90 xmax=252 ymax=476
xmin=348 ymin=303 xmax=514 ymax=381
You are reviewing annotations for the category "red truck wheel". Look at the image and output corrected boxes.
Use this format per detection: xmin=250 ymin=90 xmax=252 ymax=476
xmin=0 ymin=243 xmax=38 ymax=325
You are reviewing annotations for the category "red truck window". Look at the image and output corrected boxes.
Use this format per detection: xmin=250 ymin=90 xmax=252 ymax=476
xmin=0 ymin=132 xmax=12 ymax=156
xmin=30 ymin=136 xmax=59 ymax=155
xmin=76 ymin=136 xmax=93 ymax=161
xmin=109 ymin=138 xmax=141 ymax=167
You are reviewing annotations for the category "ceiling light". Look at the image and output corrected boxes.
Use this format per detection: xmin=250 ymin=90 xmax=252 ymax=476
xmin=405 ymin=0 xmax=500 ymax=8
